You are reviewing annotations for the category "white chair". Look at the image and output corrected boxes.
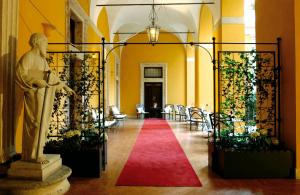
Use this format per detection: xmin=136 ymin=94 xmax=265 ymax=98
xmin=188 ymin=107 xmax=211 ymax=131
xmin=178 ymin=105 xmax=187 ymax=121
xmin=109 ymin=106 xmax=127 ymax=126
xmin=91 ymin=109 xmax=116 ymax=129
xmin=136 ymin=104 xmax=149 ymax=119
xmin=161 ymin=105 xmax=172 ymax=120
xmin=175 ymin=105 xmax=185 ymax=121
xmin=185 ymin=106 xmax=191 ymax=122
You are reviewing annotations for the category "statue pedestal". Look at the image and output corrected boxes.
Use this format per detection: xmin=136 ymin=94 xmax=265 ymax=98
xmin=8 ymin=154 xmax=62 ymax=181
xmin=0 ymin=166 xmax=71 ymax=195
xmin=0 ymin=155 xmax=72 ymax=195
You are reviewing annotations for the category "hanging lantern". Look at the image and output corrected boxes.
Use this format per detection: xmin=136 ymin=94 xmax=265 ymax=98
xmin=147 ymin=25 xmax=160 ymax=43
xmin=146 ymin=0 xmax=160 ymax=44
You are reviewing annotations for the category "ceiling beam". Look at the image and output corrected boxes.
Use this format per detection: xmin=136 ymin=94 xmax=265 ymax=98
xmin=114 ymin=32 xmax=195 ymax=35
xmin=96 ymin=2 xmax=214 ymax=7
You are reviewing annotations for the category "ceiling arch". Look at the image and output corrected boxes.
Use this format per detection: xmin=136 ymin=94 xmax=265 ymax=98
xmin=90 ymin=0 xmax=221 ymax=42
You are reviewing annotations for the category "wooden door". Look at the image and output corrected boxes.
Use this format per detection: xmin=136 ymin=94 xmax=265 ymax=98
xmin=144 ymin=82 xmax=163 ymax=118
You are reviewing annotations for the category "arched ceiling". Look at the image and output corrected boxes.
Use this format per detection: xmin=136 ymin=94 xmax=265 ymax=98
xmin=90 ymin=0 xmax=220 ymax=42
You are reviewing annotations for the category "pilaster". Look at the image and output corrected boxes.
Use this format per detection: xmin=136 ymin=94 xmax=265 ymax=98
xmin=0 ymin=0 xmax=19 ymax=163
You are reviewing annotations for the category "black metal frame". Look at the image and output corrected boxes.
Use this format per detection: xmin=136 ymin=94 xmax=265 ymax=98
xmin=114 ymin=32 xmax=195 ymax=35
xmin=50 ymin=41 xmax=278 ymax=46
xmin=217 ymin=51 xmax=277 ymax=135
xmin=212 ymin=39 xmax=281 ymax=149
xmin=46 ymin=51 xmax=103 ymax=134
xmin=46 ymin=50 xmax=107 ymax=171
xmin=48 ymin=36 xmax=281 ymax=161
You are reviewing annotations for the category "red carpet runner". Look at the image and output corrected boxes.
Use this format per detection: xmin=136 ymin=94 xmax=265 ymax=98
xmin=116 ymin=119 xmax=202 ymax=187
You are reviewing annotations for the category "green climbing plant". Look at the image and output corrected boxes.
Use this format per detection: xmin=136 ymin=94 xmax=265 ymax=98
xmin=46 ymin=52 xmax=102 ymax=139
xmin=216 ymin=51 xmax=279 ymax=150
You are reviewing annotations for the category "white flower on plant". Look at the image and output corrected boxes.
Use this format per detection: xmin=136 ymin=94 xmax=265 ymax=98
xmin=272 ymin=138 xmax=279 ymax=145
xmin=250 ymin=131 xmax=260 ymax=139
xmin=64 ymin=130 xmax=81 ymax=138
xmin=259 ymin=129 xmax=268 ymax=136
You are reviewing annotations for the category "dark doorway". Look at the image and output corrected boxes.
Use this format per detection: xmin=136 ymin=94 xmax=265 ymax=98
xmin=144 ymin=82 xmax=163 ymax=118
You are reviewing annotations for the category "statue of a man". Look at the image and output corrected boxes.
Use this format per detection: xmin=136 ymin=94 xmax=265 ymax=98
xmin=16 ymin=33 xmax=75 ymax=163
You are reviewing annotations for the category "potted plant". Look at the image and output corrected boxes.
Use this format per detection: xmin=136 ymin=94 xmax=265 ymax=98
xmin=209 ymin=51 xmax=294 ymax=178
xmin=209 ymin=129 xmax=293 ymax=178
xmin=44 ymin=128 xmax=107 ymax=177
xmin=45 ymin=52 xmax=106 ymax=177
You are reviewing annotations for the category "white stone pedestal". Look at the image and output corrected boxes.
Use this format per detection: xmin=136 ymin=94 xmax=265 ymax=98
xmin=0 ymin=154 xmax=72 ymax=195
xmin=0 ymin=166 xmax=71 ymax=195
xmin=8 ymin=154 xmax=62 ymax=181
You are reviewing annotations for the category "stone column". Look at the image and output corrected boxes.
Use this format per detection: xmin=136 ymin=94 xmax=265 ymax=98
xmin=0 ymin=0 xmax=19 ymax=163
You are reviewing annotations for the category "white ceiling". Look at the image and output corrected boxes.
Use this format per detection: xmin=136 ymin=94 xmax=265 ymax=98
xmin=90 ymin=0 xmax=220 ymax=42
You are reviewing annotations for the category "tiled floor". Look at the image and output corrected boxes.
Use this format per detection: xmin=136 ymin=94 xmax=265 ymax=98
xmin=66 ymin=119 xmax=300 ymax=195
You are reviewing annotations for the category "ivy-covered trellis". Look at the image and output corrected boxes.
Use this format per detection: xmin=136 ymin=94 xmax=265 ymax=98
xmin=44 ymin=51 xmax=107 ymax=177
xmin=213 ymin=49 xmax=280 ymax=150
xmin=45 ymin=51 xmax=105 ymax=151
xmin=208 ymin=40 xmax=293 ymax=178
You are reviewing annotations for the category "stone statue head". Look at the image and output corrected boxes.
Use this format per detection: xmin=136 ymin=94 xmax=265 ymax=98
xmin=29 ymin=33 xmax=48 ymax=57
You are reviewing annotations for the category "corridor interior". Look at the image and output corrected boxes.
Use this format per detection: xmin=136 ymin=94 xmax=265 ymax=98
xmin=0 ymin=0 xmax=300 ymax=194
xmin=67 ymin=119 xmax=300 ymax=195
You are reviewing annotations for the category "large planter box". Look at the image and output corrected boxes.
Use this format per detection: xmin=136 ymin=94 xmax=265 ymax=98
xmin=45 ymin=141 xmax=107 ymax=178
xmin=208 ymin=143 xmax=294 ymax=178
xmin=61 ymin=146 xmax=102 ymax=177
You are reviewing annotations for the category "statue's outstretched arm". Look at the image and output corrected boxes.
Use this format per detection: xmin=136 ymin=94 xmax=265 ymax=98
xmin=63 ymin=85 xmax=76 ymax=96
xmin=48 ymin=71 xmax=75 ymax=96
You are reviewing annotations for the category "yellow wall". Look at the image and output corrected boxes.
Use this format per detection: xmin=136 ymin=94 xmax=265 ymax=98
xmin=107 ymin=34 xmax=121 ymax=106
xmin=222 ymin=0 xmax=244 ymax=17
xmin=77 ymin=0 xmax=90 ymax=15
xmin=87 ymin=25 xmax=101 ymax=51
xmin=213 ymin=23 xmax=222 ymax=51
xmin=18 ymin=0 xmax=66 ymax=58
xmin=86 ymin=24 xmax=101 ymax=109
xmin=113 ymin=34 xmax=121 ymax=58
xmin=108 ymin=55 xmax=116 ymax=106
xmin=213 ymin=23 xmax=222 ymax=112
xmin=221 ymin=0 xmax=245 ymax=50
xmin=295 ymin=0 xmax=300 ymax=179
xmin=195 ymin=46 xmax=200 ymax=106
xmin=197 ymin=5 xmax=214 ymax=110
xmin=120 ymin=33 xmax=186 ymax=116
xmin=256 ymin=0 xmax=296 ymax=161
xmin=186 ymin=33 xmax=195 ymax=106
xmin=221 ymin=24 xmax=245 ymax=50
xmin=97 ymin=8 xmax=110 ymax=41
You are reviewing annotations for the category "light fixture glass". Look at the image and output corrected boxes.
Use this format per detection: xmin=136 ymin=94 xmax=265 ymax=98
xmin=146 ymin=0 xmax=160 ymax=43
xmin=147 ymin=25 xmax=160 ymax=43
